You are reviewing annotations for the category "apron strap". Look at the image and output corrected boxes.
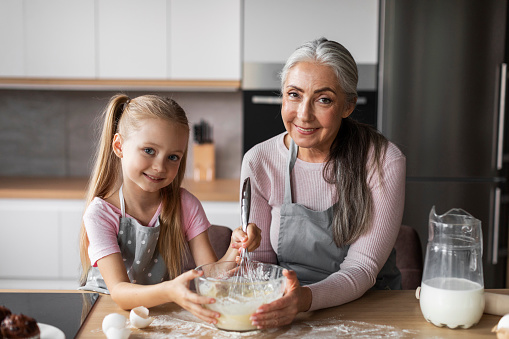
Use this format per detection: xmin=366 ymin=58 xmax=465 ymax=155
xmin=284 ymin=139 xmax=299 ymax=204
xmin=119 ymin=185 xmax=126 ymax=218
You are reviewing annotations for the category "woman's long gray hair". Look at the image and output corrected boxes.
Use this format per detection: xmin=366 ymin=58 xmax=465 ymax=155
xmin=280 ymin=38 xmax=388 ymax=246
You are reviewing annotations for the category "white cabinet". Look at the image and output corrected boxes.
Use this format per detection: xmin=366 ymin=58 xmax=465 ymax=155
xmin=0 ymin=0 xmax=241 ymax=83
xmin=97 ymin=0 xmax=168 ymax=79
xmin=0 ymin=1 xmax=24 ymax=77
xmin=169 ymin=0 xmax=241 ymax=80
xmin=202 ymin=201 xmax=240 ymax=230
xmin=0 ymin=199 xmax=84 ymax=281
xmin=243 ymin=0 xmax=379 ymax=64
xmin=0 ymin=198 xmax=236 ymax=288
xmin=25 ymin=0 xmax=95 ymax=78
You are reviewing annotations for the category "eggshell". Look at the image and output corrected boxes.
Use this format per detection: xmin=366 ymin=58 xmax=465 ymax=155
xmin=105 ymin=327 xmax=131 ymax=339
xmin=493 ymin=314 xmax=509 ymax=339
xmin=129 ymin=306 xmax=153 ymax=328
xmin=102 ymin=313 xmax=127 ymax=334
xmin=499 ymin=314 xmax=509 ymax=329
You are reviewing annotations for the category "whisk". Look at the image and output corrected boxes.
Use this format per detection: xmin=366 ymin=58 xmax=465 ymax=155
xmin=230 ymin=177 xmax=258 ymax=298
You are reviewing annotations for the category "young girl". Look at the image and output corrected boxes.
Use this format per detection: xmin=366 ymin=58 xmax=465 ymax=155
xmin=79 ymin=94 xmax=260 ymax=324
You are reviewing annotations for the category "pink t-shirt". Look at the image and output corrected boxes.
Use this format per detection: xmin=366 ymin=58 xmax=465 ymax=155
xmin=241 ymin=133 xmax=406 ymax=311
xmin=84 ymin=188 xmax=210 ymax=266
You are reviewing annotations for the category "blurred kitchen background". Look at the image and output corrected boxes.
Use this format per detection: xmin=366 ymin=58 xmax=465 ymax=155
xmin=0 ymin=0 xmax=508 ymax=289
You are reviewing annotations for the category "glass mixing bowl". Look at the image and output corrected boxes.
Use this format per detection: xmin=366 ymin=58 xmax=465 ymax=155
xmin=194 ymin=261 xmax=286 ymax=331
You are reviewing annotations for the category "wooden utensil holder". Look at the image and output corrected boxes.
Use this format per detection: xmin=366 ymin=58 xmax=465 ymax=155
xmin=193 ymin=143 xmax=215 ymax=181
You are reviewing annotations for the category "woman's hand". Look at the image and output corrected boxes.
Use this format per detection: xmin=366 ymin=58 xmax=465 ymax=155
xmin=250 ymin=269 xmax=312 ymax=329
xmin=165 ymin=270 xmax=220 ymax=324
xmin=231 ymin=223 xmax=261 ymax=253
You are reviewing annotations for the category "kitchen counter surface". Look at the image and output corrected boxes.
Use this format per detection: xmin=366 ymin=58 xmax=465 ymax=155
xmin=1 ymin=289 xmax=507 ymax=338
xmin=0 ymin=177 xmax=240 ymax=201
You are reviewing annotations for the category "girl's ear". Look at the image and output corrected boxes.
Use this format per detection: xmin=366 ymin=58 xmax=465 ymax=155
xmin=112 ymin=133 xmax=123 ymax=158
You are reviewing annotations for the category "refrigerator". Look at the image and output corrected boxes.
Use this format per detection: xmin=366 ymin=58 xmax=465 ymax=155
xmin=379 ymin=0 xmax=508 ymax=288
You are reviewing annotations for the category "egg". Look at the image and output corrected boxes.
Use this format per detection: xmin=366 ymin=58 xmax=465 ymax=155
xmin=129 ymin=306 xmax=154 ymax=329
xmin=492 ymin=314 xmax=509 ymax=339
xmin=102 ymin=313 xmax=131 ymax=339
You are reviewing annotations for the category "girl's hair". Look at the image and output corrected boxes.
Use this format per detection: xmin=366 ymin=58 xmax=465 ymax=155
xmin=280 ymin=38 xmax=388 ymax=246
xmin=79 ymin=94 xmax=190 ymax=285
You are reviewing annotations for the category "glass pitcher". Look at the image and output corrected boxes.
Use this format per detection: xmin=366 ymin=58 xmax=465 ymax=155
xmin=419 ymin=206 xmax=484 ymax=329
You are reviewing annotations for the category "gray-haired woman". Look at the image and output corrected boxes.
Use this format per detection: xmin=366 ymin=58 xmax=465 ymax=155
xmin=241 ymin=37 xmax=406 ymax=328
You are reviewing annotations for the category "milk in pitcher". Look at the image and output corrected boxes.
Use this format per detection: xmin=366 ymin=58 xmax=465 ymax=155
xmin=420 ymin=277 xmax=484 ymax=329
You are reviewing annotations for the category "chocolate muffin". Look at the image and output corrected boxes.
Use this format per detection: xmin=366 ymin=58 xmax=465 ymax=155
xmin=1 ymin=314 xmax=40 ymax=339
xmin=0 ymin=307 xmax=12 ymax=339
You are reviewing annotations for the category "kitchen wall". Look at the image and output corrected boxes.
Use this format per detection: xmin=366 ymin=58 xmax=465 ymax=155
xmin=0 ymin=89 xmax=242 ymax=179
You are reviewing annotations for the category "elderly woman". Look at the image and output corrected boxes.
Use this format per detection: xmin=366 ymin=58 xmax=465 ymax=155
xmin=241 ymin=38 xmax=406 ymax=328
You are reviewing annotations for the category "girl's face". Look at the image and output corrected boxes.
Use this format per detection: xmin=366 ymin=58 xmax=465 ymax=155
xmin=281 ymin=61 xmax=355 ymax=162
xmin=113 ymin=118 xmax=189 ymax=194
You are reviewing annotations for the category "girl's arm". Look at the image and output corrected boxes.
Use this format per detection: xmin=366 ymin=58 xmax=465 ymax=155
xmin=97 ymin=253 xmax=220 ymax=324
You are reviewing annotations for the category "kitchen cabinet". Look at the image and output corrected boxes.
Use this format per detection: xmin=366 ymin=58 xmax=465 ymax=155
xmin=169 ymin=0 xmax=241 ymax=80
xmin=0 ymin=199 xmax=84 ymax=281
xmin=243 ymin=0 xmax=379 ymax=64
xmin=26 ymin=1 xmax=95 ymax=78
xmin=0 ymin=197 xmax=237 ymax=289
xmin=97 ymin=0 xmax=168 ymax=80
xmin=0 ymin=0 xmax=241 ymax=89
xmin=0 ymin=1 xmax=24 ymax=77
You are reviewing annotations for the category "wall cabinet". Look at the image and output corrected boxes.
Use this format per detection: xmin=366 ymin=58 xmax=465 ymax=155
xmin=243 ymin=0 xmax=379 ymax=65
xmin=0 ymin=0 xmax=241 ymax=84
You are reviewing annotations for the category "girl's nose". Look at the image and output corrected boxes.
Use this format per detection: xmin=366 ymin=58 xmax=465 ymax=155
xmin=152 ymin=157 xmax=166 ymax=172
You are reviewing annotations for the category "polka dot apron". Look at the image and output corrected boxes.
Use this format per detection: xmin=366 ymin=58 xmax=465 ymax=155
xmin=80 ymin=186 xmax=169 ymax=294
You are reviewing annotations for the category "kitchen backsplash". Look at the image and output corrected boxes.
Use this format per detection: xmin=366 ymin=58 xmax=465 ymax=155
xmin=0 ymin=89 xmax=242 ymax=179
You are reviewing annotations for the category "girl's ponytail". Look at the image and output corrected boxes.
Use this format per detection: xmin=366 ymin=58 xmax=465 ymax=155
xmin=79 ymin=94 xmax=130 ymax=286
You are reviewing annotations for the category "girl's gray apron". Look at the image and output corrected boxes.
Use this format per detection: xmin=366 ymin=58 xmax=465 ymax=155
xmin=80 ymin=186 xmax=168 ymax=294
xmin=276 ymin=139 xmax=401 ymax=289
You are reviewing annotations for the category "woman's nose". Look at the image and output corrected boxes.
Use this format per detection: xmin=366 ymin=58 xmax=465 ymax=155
xmin=297 ymin=100 xmax=313 ymax=121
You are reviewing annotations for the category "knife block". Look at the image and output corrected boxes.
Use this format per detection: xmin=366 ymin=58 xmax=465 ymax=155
xmin=193 ymin=143 xmax=215 ymax=181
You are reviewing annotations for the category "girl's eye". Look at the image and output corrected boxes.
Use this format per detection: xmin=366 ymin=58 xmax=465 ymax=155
xmin=168 ymin=154 xmax=180 ymax=161
xmin=144 ymin=148 xmax=155 ymax=155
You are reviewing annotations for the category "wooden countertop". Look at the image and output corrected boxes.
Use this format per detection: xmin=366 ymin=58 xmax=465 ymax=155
xmin=2 ymin=289 xmax=507 ymax=338
xmin=0 ymin=177 xmax=240 ymax=202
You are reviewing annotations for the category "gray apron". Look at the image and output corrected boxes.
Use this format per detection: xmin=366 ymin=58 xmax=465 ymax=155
xmin=80 ymin=186 xmax=169 ymax=294
xmin=276 ymin=139 xmax=401 ymax=289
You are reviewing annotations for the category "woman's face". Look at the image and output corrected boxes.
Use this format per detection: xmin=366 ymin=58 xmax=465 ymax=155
xmin=281 ymin=61 xmax=355 ymax=162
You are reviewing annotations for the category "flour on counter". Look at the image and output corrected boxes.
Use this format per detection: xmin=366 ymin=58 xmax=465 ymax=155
xmin=126 ymin=310 xmax=418 ymax=338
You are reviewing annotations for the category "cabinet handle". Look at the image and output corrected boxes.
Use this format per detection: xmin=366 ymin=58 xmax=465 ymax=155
xmin=252 ymin=96 xmax=282 ymax=105
xmin=491 ymin=187 xmax=501 ymax=265
xmin=496 ymin=63 xmax=507 ymax=170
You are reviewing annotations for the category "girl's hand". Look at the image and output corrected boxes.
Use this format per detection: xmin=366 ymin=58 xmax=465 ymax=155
xmin=166 ymin=270 xmax=220 ymax=324
xmin=249 ymin=269 xmax=312 ymax=329
xmin=230 ymin=223 xmax=261 ymax=253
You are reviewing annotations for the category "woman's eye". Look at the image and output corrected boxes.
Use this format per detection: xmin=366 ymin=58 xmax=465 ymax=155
xmin=318 ymin=97 xmax=332 ymax=104
xmin=144 ymin=148 xmax=155 ymax=155
xmin=169 ymin=154 xmax=180 ymax=161
xmin=287 ymin=91 xmax=299 ymax=98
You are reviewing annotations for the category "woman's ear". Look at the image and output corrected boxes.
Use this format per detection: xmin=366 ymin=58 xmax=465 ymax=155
xmin=341 ymin=98 xmax=357 ymax=119
xmin=112 ymin=133 xmax=123 ymax=158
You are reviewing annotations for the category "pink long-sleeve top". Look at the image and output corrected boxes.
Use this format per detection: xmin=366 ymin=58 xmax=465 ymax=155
xmin=241 ymin=132 xmax=406 ymax=311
